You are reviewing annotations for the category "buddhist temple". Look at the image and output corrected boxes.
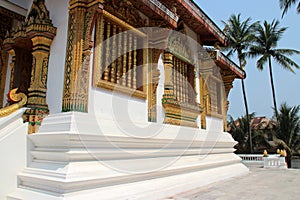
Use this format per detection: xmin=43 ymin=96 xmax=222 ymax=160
xmin=0 ymin=0 xmax=248 ymax=199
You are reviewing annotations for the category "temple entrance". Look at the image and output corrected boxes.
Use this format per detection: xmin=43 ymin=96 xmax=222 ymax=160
xmin=0 ymin=6 xmax=26 ymax=107
xmin=11 ymin=44 xmax=33 ymax=97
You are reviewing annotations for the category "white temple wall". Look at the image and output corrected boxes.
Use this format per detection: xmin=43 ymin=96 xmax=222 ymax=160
xmin=88 ymin=48 xmax=148 ymax=123
xmin=156 ymin=54 xmax=165 ymax=124
xmin=206 ymin=116 xmax=223 ymax=132
xmin=45 ymin=0 xmax=69 ymax=114
xmin=195 ymin=76 xmax=201 ymax=127
xmin=89 ymin=88 xmax=148 ymax=123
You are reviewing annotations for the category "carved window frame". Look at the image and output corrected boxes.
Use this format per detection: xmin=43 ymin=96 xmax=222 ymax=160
xmin=171 ymin=54 xmax=197 ymax=105
xmin=202 ymin=74 xmax=224 ymax=119
xmin=93 ymin=11 xmax=147 ymax=99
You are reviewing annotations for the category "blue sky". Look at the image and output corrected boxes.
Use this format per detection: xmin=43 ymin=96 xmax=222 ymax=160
xmin=195 ymin=0 xmax=300 ymax=119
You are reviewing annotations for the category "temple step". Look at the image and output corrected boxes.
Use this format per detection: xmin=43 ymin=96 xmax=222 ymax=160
xmin=7 ymin=113 xmax=249 ymax=199
xmin=8 ymin=163 xmax=247 ymax=200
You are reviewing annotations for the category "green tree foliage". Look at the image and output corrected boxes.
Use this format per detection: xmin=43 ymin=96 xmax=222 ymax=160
xmin=275 ymin=103 xmax=300 ymax=167
xmin=228 ymin=113 xmax=270 ymax=154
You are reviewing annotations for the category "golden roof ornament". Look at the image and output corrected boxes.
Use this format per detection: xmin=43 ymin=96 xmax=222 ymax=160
xmin=28 ymin=0 xmax=50 ymax=21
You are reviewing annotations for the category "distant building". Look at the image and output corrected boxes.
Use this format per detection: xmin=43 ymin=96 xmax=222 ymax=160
xmin=251 ymin=116 xmax=277 ymax=142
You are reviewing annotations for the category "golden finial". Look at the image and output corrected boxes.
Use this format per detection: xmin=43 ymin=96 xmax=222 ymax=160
xmin=263 ymin=149 xmax=268 ymax=157
xmin=276 ymin=149 xmax=280 ymax=154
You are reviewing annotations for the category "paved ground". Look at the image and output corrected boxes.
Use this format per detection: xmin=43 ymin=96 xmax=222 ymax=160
xmin=172 ymin=168 xmax=300 ymax=200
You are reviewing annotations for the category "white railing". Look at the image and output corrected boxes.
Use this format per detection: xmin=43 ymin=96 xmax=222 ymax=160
xmin=238 ymin=154 xmax=264 ymax=168
xmin=238 ymin=154 xmax=287 ymax=169
xmin=238 ymin=154 xmax=264 ymax=162
xmin=263 ymin=156 xmax=287 ymax=169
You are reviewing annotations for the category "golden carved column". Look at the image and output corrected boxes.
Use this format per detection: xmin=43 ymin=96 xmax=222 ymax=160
xmin=62 ymin=0 xmax=101 ymax=112
xmin=147 ymin=23 xmax=173 ymax=122
xmin=147 ymin=49 xmax=161 ymax=122
xmin=63 ymin=1 xmax=86 ymax=112
xmin=2 ymin=0 xmax=57 ymax=133
xmin=23 ymin=21 xmax=57 ymax=134
xmin=199 ymin=76 xmax=207 ymax=129
xmin=7 ymin=49 xmax=16 ymax=91
xmin=23 ymin=35 xmax=55 ymax=133
xmin=162 ymin=51 xmax=175 ymax=98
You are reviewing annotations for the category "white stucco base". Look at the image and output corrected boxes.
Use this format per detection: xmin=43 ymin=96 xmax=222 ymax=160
xmin=0 ymin=108 xmax=28 ymax=200
xmin=7 ymin=112 xmax=249 ymax=200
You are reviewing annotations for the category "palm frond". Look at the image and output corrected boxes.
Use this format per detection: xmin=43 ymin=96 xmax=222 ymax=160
xmin=276 ymin=48 xmax=300 ymax=56
xmin=280 ymin=0 xmax=299 ymax=17
xmin=256 ymin=55 xmax=269 ymax=71
xmin=251 ymin=20 xmax=299 ymax=73
xmin=222 ymin=14 xmax=257 ymax=67
xmin=273 ymin=52 xmax=300 ymax=73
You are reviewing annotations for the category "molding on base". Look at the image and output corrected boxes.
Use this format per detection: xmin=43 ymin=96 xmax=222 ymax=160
xmin=7 ymin=112 xmax=249 ymax=199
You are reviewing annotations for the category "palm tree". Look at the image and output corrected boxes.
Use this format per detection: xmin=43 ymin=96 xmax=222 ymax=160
xmin=222 ymin=14 xmax=258 ymax=153
xmin=275 ymin=103 xmax=300 ymax=168
xmin=228 ymin=114 xmax=253 ymax=153
xmin=249 ymin=20 xmax=300 ymax=119
xmin=279 ymin=0 xmax=300 ymax=17
xmin=228 ymin=113 xmax=271 ymax=153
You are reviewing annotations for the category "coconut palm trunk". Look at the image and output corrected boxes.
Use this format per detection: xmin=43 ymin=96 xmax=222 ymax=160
xmin=268 ymin=57 xmax=279 ymax=119
xmin=239 ymin=58 xmax=252 ymax=153
xmin=241 ymin=79 xmax=253 ymax=153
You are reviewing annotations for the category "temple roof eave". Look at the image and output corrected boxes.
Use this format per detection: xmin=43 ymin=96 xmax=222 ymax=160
xmin=159 ymin=0 xmax=227 ymax=46
xmin=205 ymin=48 xmax=245 ymax=79
xmin=0 ymin=0 xmax=28 ymax=17
xmin=128 ymin=0 xmax=178 ymax=28
xmin=216 ymin=51 xmax=246 ymax=79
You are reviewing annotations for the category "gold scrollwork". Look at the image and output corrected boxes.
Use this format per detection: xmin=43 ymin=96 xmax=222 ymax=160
xmin=0 ymin=88 xmax=27 ymax=117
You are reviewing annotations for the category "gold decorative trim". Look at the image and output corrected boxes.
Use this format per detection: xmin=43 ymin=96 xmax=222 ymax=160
xmin=102 ymin=10 xmax=146 ymax=37
xmin=206 ymin=112 xmax=223 ymax=119
xmin=0 ymin=88 xmax=27 ymax=117
xmin=162 ymin=97 xmax=201 ymax=128
xmin=97 ymin=80 xmax=146 ymax=99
